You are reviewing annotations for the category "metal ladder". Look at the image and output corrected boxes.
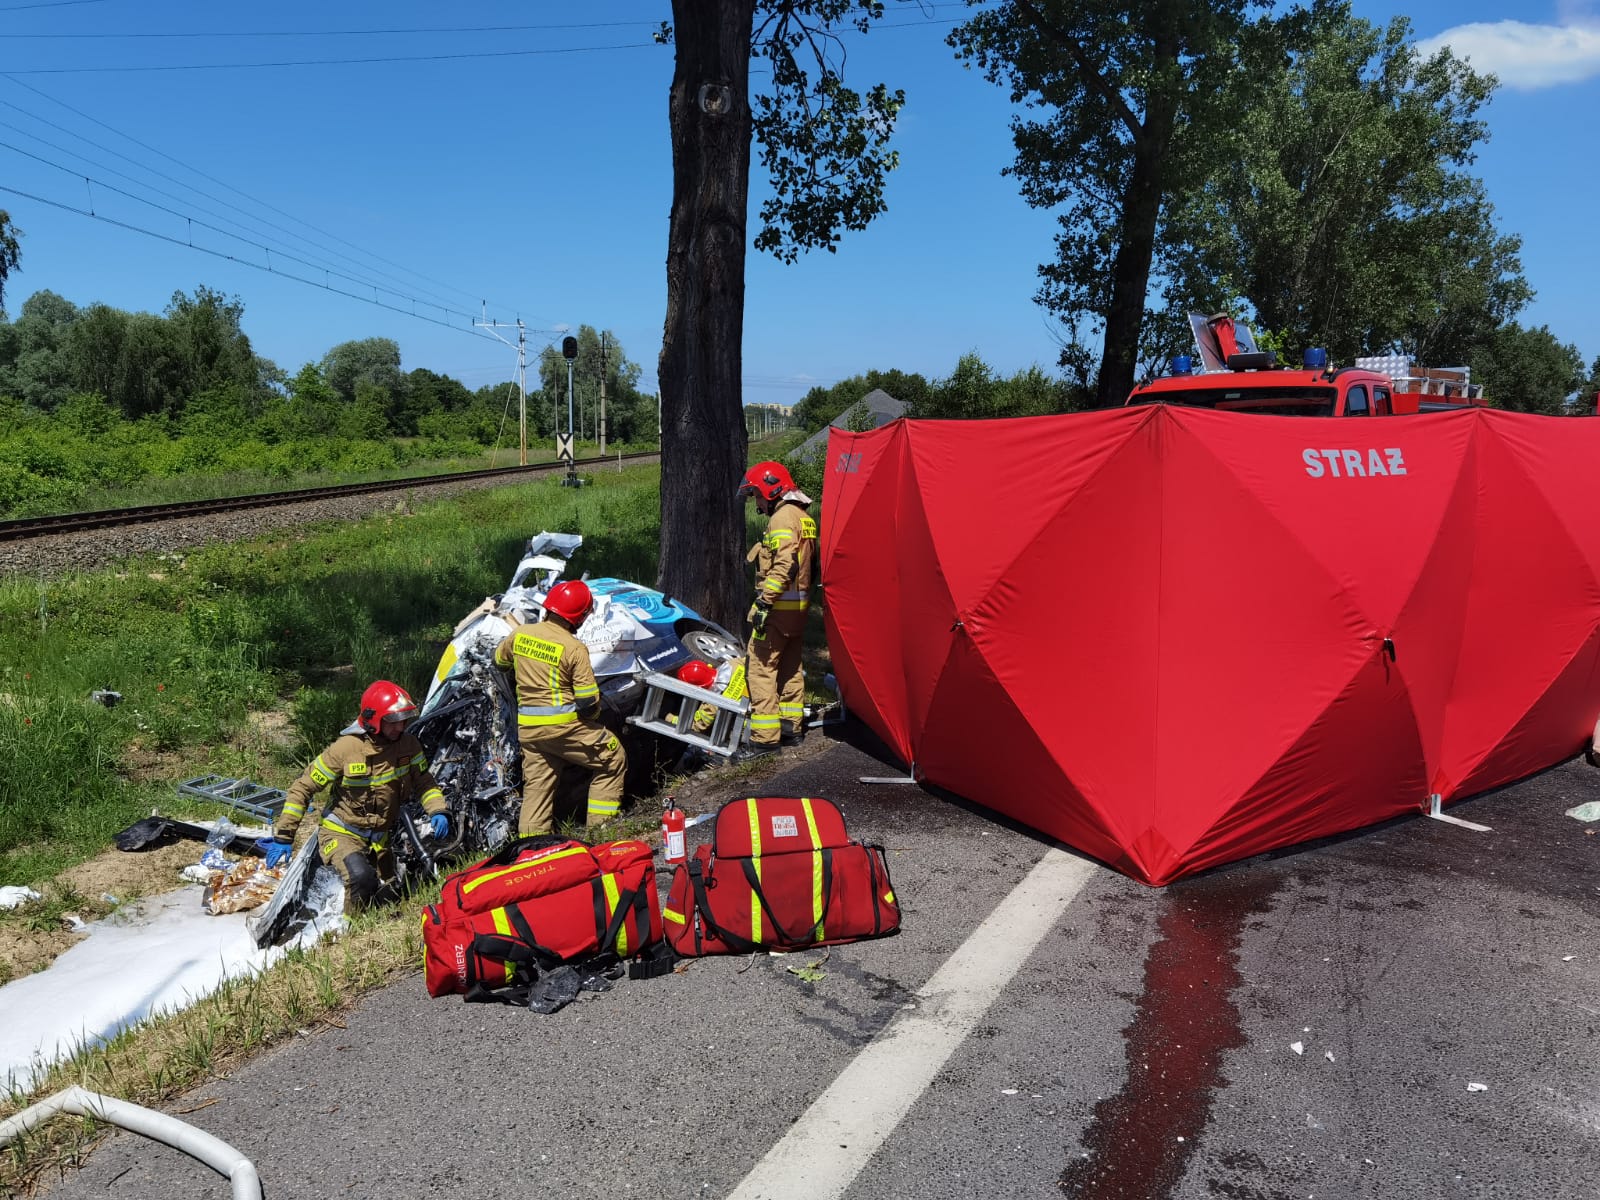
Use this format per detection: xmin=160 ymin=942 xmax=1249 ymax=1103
xmin=177 ymin=775 xmax=287 ymax=824
xmin=626 ymin=671 xmax=749 ymax=757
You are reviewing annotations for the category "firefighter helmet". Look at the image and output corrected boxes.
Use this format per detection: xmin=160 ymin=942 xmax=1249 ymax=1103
xmin=358 ymin=680 xmax=418 ymax=736
xmin=543 ymin=579 xmax=593 ymax=625
xmin=737 ymin=461 xmax=794 ymax=505
xmin=675 ymin=658 xmax=716 ymax=689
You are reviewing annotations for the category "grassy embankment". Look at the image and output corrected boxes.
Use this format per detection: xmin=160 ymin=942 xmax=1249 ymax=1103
xmin=0 ymin=447 xmax=827 ymax=1194
xmin=66 ymin=439 xmax=660 ymax=514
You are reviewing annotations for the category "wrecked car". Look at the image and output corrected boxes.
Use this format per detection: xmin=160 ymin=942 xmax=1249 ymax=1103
xmin=411 ymin=533 xmax=748 ymax=856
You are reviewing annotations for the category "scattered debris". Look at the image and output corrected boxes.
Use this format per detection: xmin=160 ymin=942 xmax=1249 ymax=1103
xmin=89 ymin=689 xmax=123 ymax=707
xmin=1324 ymin=1050 xmax=1336 ymax=1062
xmin=1467 ymin=1082 xmax=1488 ymax=1093
xmin=61 ymin=914 xmax=89 ymax=933
xmin=786 ymin=954 xmax=829 ymax=984
xmin=0 ymin=886 xmax=42 ymax=911
xmin=204 ymin=860 xmax=286 ymax=915
xmin=1000 ymin=1088 xmax=1019 ymax=1096
xmin=1563 ymin=955 xmax=1577 ymax=962
xmin=1291 ymin=1041 xmax=1305 ymax=1055
xmin=1565 ymin=802 xmax=1600 ymax=823
xmin=99 ymin=893 xmax=120 ymax=906
xmin=179 ymin=864 xmax=212 ymax=884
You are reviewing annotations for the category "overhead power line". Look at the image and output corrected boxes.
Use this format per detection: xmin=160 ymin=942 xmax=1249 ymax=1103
xmin=0 ymin=0 xmax=108 ymax=9
xmin=0 ymin=116 xmax=478 ymax=320
xmin=0 ymin=180 xmax=506 ymax=342
xmin=0 ymin=74 xmax=532 ymax=318
xmin=0 ymin=136 xmax=496 ymax=325
xmin=2 ymin=40 xmax=662 ymax=74
xmin=0 ymin=19 xmax=662 ymax=38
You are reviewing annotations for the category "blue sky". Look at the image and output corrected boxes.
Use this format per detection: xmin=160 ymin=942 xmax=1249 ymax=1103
xmin=0 ymin=0 xmax=1595 ymax=414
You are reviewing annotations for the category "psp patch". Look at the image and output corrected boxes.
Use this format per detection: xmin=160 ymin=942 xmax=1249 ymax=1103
xmin=770 ymin=814 xmax=799 ymax=838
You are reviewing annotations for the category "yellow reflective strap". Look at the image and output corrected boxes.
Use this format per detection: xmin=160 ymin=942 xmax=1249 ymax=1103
xmin=601 ymin=873 xmax=628 ymax=956
xmin=309 ymin=756 xmax=335 ymax=787
xmin=883 ymin=890 xmax=895 ymax=905
xmin=747 ymin=798 xmax=763 ymax=946
xmin=492 ymin=908 xmax=513 ymax=937
xmin=801 ymin=797 xmax=824 ymax=942
xmin=663 ymin=906 xmax=686 ymax=926
xmin=460 ymin=844 xmax=590 ymax=895
xmin=419 ymin=787 xmax=445 ymax=807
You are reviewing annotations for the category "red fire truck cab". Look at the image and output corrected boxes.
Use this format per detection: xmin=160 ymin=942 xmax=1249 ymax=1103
xmin=1126 ymin=313 xmax=1491 ymax=416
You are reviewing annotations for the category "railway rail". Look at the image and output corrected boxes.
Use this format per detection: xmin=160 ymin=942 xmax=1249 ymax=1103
xmin=0 ymin=452 xmax=660 ymax=543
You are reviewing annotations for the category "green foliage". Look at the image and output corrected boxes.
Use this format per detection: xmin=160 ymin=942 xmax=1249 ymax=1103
xmin=535 ymin=325 xmax=652 ymax=443
xmin=1468 ymin=324 xmax=1587 ymax=415
xmin=0 ymin=463 xmax=664 ymax=885
xmin=1159 ymin=4 xmax=1528 ymax=368
xmin=951 ymin=0 xmax=1265 ymax=405
xmin=906 ymin=352 xmax=1073 ymax=420
xmin=792 ymin=368 xmax=931 ymax=433
xmin=0 ymin=207 xmax=18 ymax=318
xmin=751 ymin=2 xmax=904 ymax=262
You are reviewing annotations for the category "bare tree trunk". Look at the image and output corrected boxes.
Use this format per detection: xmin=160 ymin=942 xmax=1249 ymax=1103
xmin=658 ymin=0 xmax=755 ymax=629
xmin=1094 ymin=38 xmax=1180 ymax=410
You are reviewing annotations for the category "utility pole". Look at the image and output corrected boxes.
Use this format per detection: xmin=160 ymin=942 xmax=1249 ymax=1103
xmin=599 ymin=331 xmax=608 ymax=454
xmin=475 ymin=306 xmax=527 ymax=464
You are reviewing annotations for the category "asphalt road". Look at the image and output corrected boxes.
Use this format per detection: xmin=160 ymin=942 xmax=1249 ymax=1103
xmin=42 ymin=726 xmax=1600 ymax=1200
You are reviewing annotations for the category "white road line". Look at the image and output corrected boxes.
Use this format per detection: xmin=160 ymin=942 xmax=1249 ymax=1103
xmin=726 ymin=847 xmax=1099 ymax=1200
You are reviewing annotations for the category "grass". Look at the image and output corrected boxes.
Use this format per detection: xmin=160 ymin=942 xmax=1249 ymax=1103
xmin=0 ymin=885 xmax=435 ymax=1198
xmin=0 ymin=447 xmax=837 ymax=1194
xmin=0 ymin=461 xmax=664 ymax=888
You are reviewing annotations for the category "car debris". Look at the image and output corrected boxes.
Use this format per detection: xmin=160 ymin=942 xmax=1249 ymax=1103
xmin=413 ymin=532 xmax=749 ymax=854
xmin=0 ymin=885 xmax=42 ymax=911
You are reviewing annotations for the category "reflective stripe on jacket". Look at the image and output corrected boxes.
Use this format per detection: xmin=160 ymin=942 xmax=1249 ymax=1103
xmin=278 ymin=730 xmax=447 ymax=842
xmin=755 ymin=501 xmax=817 ymax=611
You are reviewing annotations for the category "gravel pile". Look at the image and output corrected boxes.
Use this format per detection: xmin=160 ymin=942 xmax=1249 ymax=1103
xmin=0 ymin=472 xmax=555 ymax=579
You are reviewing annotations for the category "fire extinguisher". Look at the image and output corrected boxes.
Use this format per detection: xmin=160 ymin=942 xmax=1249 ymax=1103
xmin=661 ymin=797 xmax=687 ymax=866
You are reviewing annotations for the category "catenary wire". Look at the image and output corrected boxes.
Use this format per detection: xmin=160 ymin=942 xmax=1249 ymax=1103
xmin=0 ymin=181 xmax=507 ymax=342
xmin=0 ymin=118 xmax=488 ymax=322
xmin=0 ymin=75 xmax=531 ymax=318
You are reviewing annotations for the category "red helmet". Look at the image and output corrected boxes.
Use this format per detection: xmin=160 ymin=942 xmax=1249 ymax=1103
xmin=737 ymin=461 xmax=795 ymax=505
xmin=543 ymin=579 xmax=593 ymax=624
xmin=675 ymin=658 xmax=716 ymax=689
xmin=358 ymin=680 xmax=418 ymax=736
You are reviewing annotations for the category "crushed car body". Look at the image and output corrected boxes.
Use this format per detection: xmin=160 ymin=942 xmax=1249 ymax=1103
xmin=412 ymin=533 xmax=748 ymax=852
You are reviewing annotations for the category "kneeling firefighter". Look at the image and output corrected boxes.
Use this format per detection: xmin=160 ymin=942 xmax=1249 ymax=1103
xmin=494 ymin=579 xmax=627 ymax=834
xmin=257 ymin=681 xmax=452 ymax=911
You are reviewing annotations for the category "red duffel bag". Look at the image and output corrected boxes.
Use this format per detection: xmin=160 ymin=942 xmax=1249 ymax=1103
xmin=423 ymin=835 xmax=663 ymax=1000
xmin=664 ymin=796 xmax=901 ymax=957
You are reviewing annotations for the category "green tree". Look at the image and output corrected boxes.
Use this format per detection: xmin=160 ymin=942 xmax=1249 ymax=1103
xmin=658 ymin=1 xmax=904 ymax=626
xmin=1158 ymin=3 xmax=1528 ymax=367
xmin=792 ymin=368 xmax=931 ymax=433
xmin=1 ymin=290 xmax=80 ymax=411
xmin=0 ymin=210 xmax=19 ymax=318
xmin=320 ymin=336 xmax=412 ymax=430
xmin=951 ymin=0 xmax=1266 ymax=408
xmin=1468 ymin=324 xmax=1586 ymax=416
xmin=165 ymin=286 xmax=259 ymax=404
xmin=907 ymin=353 xmax=1067 ymax=420
xmin=537 ymin=326 xmax=647 ymax=446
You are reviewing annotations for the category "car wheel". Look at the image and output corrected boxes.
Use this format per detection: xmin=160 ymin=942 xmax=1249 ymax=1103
xmin=681 ymin=626 xmax=742 ymax=663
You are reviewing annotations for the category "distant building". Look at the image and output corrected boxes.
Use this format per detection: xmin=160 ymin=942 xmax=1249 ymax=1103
xmin=789 ymin=389 xmax=905 ymax=462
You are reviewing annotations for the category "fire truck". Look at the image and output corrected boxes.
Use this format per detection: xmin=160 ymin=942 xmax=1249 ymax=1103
xmin=1126 ymin=312 xmax=1491 ymax=416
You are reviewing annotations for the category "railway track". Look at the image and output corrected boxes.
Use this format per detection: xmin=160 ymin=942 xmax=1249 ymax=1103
xmin=0 ymin=452 xmax=660 ymax=542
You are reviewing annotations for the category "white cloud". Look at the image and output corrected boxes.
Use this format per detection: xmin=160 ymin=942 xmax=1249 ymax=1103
xmin=1417 ymin=19 xmax=1600 ymax=88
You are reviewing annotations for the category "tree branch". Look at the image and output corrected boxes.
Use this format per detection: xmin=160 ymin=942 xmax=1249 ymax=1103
xmin=1012 ymin=0 xmax=1142 ymax=141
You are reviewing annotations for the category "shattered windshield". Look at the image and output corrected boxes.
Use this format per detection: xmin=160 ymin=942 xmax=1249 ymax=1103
xmin=1160 ymin=387 xmax=1337 ymax=416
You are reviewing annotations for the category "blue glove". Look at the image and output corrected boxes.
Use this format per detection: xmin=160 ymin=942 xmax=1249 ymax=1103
xmin=429 ymin=813 xmax=451 ymax=840
xmin=257 ymin=838 xmax=292 ymax=868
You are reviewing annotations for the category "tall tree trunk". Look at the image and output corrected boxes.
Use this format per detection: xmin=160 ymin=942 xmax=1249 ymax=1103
xmin=658 ymin=0 xmax=756 ymax=629
xmin=1094 ymin=47 xmax=1180 ymax=409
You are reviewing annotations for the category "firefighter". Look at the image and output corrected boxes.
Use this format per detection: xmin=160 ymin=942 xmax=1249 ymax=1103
xmin=494 ymin=579 xmax=627 ymax=833
xmin=256 ymin=680 xmax=452 ymax=911
xmin=734 ymin=460 xmax=817 ymax=760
